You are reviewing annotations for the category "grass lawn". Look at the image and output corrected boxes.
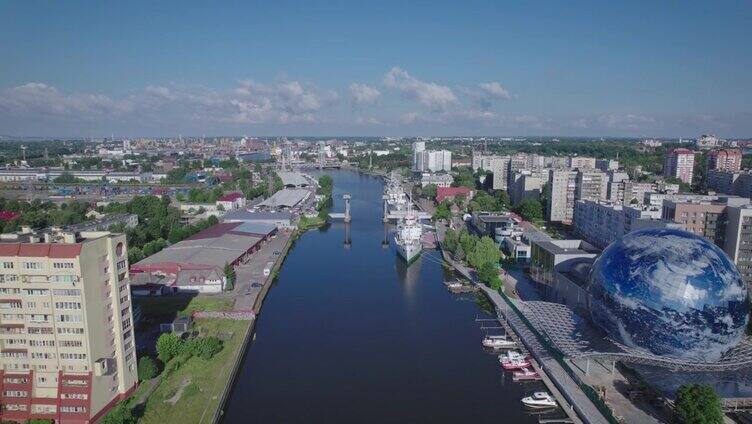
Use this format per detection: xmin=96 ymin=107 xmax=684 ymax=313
xmin=137 ymin=318 xmax=250 ymax=424
xmin=134 ymin=296 xmax=235 ymax=320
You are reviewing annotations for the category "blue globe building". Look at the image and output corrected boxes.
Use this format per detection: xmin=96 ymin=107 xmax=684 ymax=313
xmin=587 ymin=228 xmax=749 ymax=363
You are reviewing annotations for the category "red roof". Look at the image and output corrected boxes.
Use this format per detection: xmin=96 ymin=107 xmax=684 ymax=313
xmin=437 ymin=187 xmax=473 ymax=203
xmin=219 ymin=192 xmax=244 ymax=202
xmin=0 ymin=243 xmax=81 ymax=258
xmin=0 ymin=211 xmax=20 ymax=222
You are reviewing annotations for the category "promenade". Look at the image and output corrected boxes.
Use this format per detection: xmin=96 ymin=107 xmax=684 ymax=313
xmin=436 ymin=221 xmax=611 ymax=424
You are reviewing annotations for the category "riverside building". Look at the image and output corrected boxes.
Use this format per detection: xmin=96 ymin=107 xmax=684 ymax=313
xmin=0 ymin=230 xmax=137 ymax=423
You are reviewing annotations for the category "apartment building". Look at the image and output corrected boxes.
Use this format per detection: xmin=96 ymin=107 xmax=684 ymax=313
xmin=573 ymin=200 xmax=671 ymax=249
xmin=725 ymin=205 xmax=752 ymax=288
xmin=568 ymin=156 xmax=596 ymax=170
xmin=663 ymin=148 xmax=695 ymax=185
xmin=509 ymin=171 xmax=544 ymax=205
xmin=707 ymin=149 xmax=743 ymax=173
xmin=575 ymin=170 xmax=608 ymax=202
xmin=547 ymin=170 xmax=577 ymax=223
xmin=0 ymin=231 xmax=137 ymax=423
xmin=707 ymin=170 xmax=752 ymax=198
xmin=489 ymin=156 xmax=510 ymax=190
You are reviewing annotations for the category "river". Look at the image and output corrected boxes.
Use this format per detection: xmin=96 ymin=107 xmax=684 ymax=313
xmin=222 ymin=170 xmax=544 ymax=423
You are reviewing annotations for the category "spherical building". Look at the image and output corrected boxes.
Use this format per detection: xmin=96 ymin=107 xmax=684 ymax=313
xmin=587 ymin=227 xmax=749 ymax=362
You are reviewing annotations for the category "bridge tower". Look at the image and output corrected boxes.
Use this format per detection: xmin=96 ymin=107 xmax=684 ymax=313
xmin=343 ymin=193 xmax=352 ymax=223
xmin=344 ymin=222 xmax=351 ymax=248
xmin=382 ymin=194 xmax=389 ymax=223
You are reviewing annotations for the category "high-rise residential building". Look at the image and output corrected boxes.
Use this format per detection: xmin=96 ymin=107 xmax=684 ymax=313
xmin=0 ymin=231 xmax=137 ymax=423
xmin=575 ymin=170 xmax=608 ymax=202
xmin=424 ymin=150 xmax=452 ymax=172
xmin=573 ymin=200 xmax=672 ymax=249
xmin=412 ymin=141 xmax=426 ymax=171
xmin=489 ymin=156 xmax=510 ymax=190
xmin=568 ymin=156 xmax=596 ymax=170
xmin=725 ymin=205 xmax=752 ymax=288
xmin=707 ymin=149 xmax=743 ymax=173
xmin=660 ymin=197 xmax=752 ymax=288
xmin=707 ymin=171 xmax=752 ymax=198
xmin=547 ymin=170 xmax=577 ymax=223
xmin=509 ymin=171 xmax=544 ymax=205
xmin=595 ymin=159 xmax=619 ymax=172
xmin=663 ymin=148 xmax=695 ymax=185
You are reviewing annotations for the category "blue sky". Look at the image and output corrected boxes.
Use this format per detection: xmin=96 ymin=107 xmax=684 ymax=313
xmin=1 ymin=0 xmax=750 ymax=137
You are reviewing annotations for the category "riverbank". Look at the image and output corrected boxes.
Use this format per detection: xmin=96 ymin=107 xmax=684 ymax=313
xmin=123 ymin=229 xmax=298 ymax=424
xmin=435 ymin=220 xmax=612 ymax=424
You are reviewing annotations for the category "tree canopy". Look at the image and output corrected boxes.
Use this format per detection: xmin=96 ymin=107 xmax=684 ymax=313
xmin=675 ymin=384 xmax=723 ymax=424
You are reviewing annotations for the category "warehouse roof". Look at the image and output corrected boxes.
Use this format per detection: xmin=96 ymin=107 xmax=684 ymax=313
xmin=258 ymin=188 xmax=309 ymax=209
xmin=277 ymin=171 xmax=310 ymax=187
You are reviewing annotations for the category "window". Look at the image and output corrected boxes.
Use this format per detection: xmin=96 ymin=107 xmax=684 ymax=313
xmin=1 ymin=262 xmax=14 ymax=269
xmin=31 ymin=352 xmax=55 ymax=359
xmin=50 ymin=275 xmax=76 ymax=283
xmin=59 ymin=340 xmax=82 ymax=348
xmin=57 ymin=314 xmax=82 ymax=323
xmin=53 ymin=262 xmax=74 ymax=269
xmin=57 ymin=327 xmax=84 ymax=335
xmin=59 ymin=353 xmax=86 ymax=360
xmin=60 ymin=406 xmax=87 ymax=413
xmin=54 ymin=302 xmax=81 ymax=310
xmin=24 ymin=289 xmax=48 ymax=296
xmin=3 ymin=390 xmax=28 ymax=397
xmin=116 ymin=260 xmax=127 ymax=271
xmin=0 ymin=275 xmax=19 ymax=283
xmin=26 ymin=327 xmax=53 ymax=334
xmin=29 ymin=340 xmax=54 ymax=347
xmin=52 ymin=289 xmax=80 ymax=296
xmin=61 ymin=393 xmax=87 ymax=400
xmin=22 ymin=262 xmax=42 ymax=270
xmin=0 ymin=301 xmax=22 ymax=309
xmin=28 ymin=314 xmax=50 ymax=323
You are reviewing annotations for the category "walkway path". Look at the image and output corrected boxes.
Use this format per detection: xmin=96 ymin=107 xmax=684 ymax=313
xmin=436 ymin=221 xmax=610 ymax=424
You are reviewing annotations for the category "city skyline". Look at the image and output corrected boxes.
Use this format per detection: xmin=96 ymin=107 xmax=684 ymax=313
xmin=1 ymin=1 xmax=751 ymax=137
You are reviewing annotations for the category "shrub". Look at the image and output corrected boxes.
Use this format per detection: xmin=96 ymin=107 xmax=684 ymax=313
xmin=137 ymin=356 xmax=158 ymax=381
xmin=675 ymin=384 xmax=723 ymax=424
xmin=156 ymin=333 xmax=182 ymax=363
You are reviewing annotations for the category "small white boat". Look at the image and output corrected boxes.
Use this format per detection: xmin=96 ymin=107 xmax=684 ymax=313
xmin=445 ymin=281 xmax=463 ymax=289
xmin=502 ymin=358 xmax=531 ymax=370
xmin=521 ymin=392 xmax=557 ymax=409
xmin=482 ymin=335 xmax=517 ymax=349
xmin=498 ymin=350 xmax=525 ymax=363
xmin=513 ymin=367 xmax=541 ymax=382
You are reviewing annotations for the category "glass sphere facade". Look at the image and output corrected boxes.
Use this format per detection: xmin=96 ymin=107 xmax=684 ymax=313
xmin=588 ymin=228 xmax=749 ymax=362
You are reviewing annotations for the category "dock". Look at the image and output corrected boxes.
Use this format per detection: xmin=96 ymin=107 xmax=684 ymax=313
xmin=436 ymin=222 xmax=610 ymax=424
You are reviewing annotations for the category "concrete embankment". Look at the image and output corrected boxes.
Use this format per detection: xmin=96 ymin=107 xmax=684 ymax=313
xmin=436 ymin=222 xmax=610 ymax=424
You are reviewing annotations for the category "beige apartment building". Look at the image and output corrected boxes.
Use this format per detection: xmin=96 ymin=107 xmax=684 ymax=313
xmin=0 ymin=231 xmax=137 ymax=423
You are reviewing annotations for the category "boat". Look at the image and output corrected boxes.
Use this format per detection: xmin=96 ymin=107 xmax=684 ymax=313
xmin=384 ymin=171 xmax=408 ymax=213
xmin=498 ymin=350 xmax=525 ymax=364
xmin=395 ymin=204 xmax=422 ymax=264
xmin=512 ymin=367 xmax=541 ymax=382
xmin=445 ymin=281 xmax=464 ymax=290
xmin=482 ymin=335 xmax=516 ymax=349
xmin=521 ymin=392 xmax=557 ymax=409
xmin=501 ymin=358 xmax=531 ymax=370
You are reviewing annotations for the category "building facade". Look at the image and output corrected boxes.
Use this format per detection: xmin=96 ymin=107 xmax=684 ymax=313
xmin=663 ymin=148 xmax=695 ymax=185
xmin=707 ymin=149 xmax=743 ymax=173
xmin=547 ymin=170 xmax=577 ymax=223
xmin=0 ymin=231 xmax=137 ymax=423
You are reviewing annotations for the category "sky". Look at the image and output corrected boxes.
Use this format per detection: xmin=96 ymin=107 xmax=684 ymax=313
xmin=0 ymin=0 xmax=751 ymax=138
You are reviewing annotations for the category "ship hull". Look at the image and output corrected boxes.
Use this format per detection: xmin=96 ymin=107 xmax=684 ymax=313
xmin=396 ymin=242 xmax=422 ymax=264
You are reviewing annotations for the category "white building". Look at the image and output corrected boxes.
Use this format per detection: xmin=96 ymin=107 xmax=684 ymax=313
xmin=573 ymin=200 xmax=671 ymax=249
xmin=547 ymin=170 xmax=577 ymax=223
xmin=663 ymin=148 xmax=695 ymax=185
xmin=423 ymin=150 xmax=452 ymax=172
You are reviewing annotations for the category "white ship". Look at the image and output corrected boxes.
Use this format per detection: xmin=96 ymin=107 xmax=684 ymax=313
xmin=395 ymin=206 xmax=422 ymax=264
xmin=384 ymin=171 xmax=407 ymax=213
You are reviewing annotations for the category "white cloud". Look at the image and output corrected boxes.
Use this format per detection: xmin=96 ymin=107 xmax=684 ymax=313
xmin=383 ymin=67 xmax=456 ymax=110
xmin=478 ymin=82 xmax=511 ymax=100
xmin=348 ymin=83 xmax=381 ymax=105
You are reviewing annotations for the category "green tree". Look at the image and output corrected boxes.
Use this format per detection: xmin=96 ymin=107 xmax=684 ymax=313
xmin=156 ymin=333 xmax=182 ymax=363
xmin=127 ymin=246 xmax=144 ymax=264
xmin=453 ymin=244 xmax=465 ymax=261
xmin=476 ymin=261 xmax=498 ymax=284
xmin=459 ymin=230 xmax=478 ymax=256
xmin=675 ymin=384 xmax=723 ymax=424
xmin=513 ymin=198 xmax=544 ymax=222
xmin=422 ymin=184 xmax=438 ymax=200
xmin=467 ymin=236 xmax=501 ymax=269
xmin=99 ymin=401 xmax=136 ymax=424
xmin=443 ymin=228 xmax=459 ymax=252
xmin=137 ymin=356 xmax=158 ymax=381
xmin=224 ymin=262 xmax=234 ymax=291
xmin=433 ymin=200 xmax=451 ymax=221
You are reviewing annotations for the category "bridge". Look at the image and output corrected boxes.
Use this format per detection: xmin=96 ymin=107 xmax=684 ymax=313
xmin=328 ymin=194 xmax=351 ymax=222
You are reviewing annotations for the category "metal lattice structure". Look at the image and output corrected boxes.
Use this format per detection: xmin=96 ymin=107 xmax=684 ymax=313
xmin=520 ymin=300 xmax=752 ymax=372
